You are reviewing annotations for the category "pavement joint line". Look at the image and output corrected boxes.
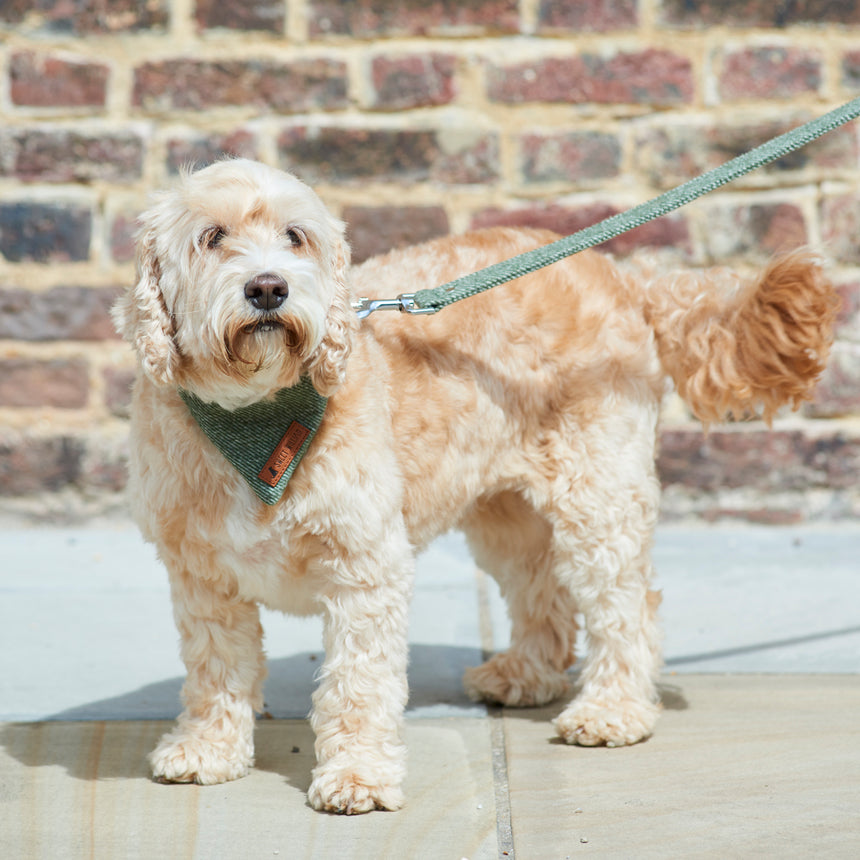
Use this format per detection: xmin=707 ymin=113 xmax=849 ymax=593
xmin=474 ymin=566 xmax=516 ymax=859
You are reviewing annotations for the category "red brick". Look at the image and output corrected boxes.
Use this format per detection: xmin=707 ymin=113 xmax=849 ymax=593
xmin=472 ymin=202 xmax=692 ymax=257
xmin=195 ymin=0 xmax=284 ymax=32
xmin=700 ymin=202 xmax=807 ymax=262
xmin=371 ymin=54 xmax=457 ymax=110
xmin=82 ymin=441 xmax=128 ymax=492
xmin=821 ymin=194 xmax=860 ymax=266
xmin=520 ymin=131 xmax=621 ymax=183
xmin=166 ymin=130 xmax=259 ymax=173
xmin=3 ymin=130 xmax=144 ymax=184
xmin=133 ymin=59 xmax=348 ymax=113
xmin=659 ymin=428 xmax=860 ymax=492
xmin=487 ymin=50 xmax=693 ymax=106
xmin=0 ymin=0 xmax=168 ymax=34
xmin=0 ymin=358 xmax=89 ymax=408
xmin=633 ymin=118 xmax=859 ymax=189
xmin=659 ymin=0 xmax=860 ymax=28
xmin=110 ymin=214 xmax=137 ymax=264
xmin=537 ymin=0 xmax=637 ymax=32
xmin=719 ymin=46 xmax=822 ymax=102
xmin=0 ymin=203 xmax=92 ymax=263
xmin=104 ymin=367 xmax=135 ymax=418
xmin=309 ymin=0 xmax=520 ymax=37
xmin=278 ymin=126 xmax=499 ymax=185
xmin=843 ymin=50 xmax=860 ymax=91
xmin=344 ymin=205 xmax=450 ymax=263
xmin=806 ymin=343 xmax=860 ymax=418
xmin=834 ymin=281 xmax=860 ymax=339
xmin=9 ymin=51 xmax=109 ymax=108
xmin=0 ymin=436 xmax=84 ymax=496
xmin=0 ymin=286 xmax=121 ymax=341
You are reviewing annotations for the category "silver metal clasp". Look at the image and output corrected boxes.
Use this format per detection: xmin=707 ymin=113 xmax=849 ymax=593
xmin=352 ymin=293 xmax=438 ymax=319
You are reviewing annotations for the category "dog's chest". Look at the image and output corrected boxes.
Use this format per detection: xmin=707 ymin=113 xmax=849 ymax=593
xmin=207 ymin=501 xmax=326 ymax=616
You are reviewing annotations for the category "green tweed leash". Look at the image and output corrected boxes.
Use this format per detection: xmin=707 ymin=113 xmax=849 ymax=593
xmin=179 ymin=376 xmax=327 ymax=505
xmin=354 ymin=96 xmax=860 ymax=318
xmin=184 ymin=97 xmax=860 ymax=504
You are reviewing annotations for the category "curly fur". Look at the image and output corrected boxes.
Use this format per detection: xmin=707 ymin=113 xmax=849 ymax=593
xmin=113 ymin=158 xmax=837 ymax=814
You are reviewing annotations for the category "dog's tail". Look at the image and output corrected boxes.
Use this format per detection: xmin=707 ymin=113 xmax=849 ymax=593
xmin=640 ymin=252 xmax=838 ymax=423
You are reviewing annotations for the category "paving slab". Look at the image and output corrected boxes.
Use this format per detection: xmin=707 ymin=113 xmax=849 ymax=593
xmin=502 ymin=675 xmax=860 ymax=858
xmin=0 ymin=718 xmax=497 ymax=860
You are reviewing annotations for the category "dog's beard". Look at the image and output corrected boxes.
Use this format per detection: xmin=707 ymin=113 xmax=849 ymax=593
xmin=223 ymin=313 xmax=309 ymax=371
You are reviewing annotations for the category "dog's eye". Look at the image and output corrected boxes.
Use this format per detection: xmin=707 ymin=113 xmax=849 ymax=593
xmin=201 ymin=226 xmax=227 ymax=249
xmin=285 ymin=227 xmax=305 ymax=248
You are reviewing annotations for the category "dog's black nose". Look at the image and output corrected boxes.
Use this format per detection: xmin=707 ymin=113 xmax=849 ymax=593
xmin=244 ymin=273 xmax=289 ymax=311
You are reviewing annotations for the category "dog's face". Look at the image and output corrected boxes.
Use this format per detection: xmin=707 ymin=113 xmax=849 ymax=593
xmin=113 ymin=159 xmax=356 ymax=406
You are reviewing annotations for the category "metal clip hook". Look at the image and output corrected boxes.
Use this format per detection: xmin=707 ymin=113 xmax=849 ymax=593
xmin=352 ymin=293 xmax=439 ymax=319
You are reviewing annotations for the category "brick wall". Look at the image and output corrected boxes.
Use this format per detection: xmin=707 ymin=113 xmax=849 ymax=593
xmin=1 ymin=0 xmax=859 ymax=522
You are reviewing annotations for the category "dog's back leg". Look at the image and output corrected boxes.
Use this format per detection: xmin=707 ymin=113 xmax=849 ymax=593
xmin=543 ymin=404 xmax=664 ymax=748
xmin=461 ymin=491 xmax=579 ymax=707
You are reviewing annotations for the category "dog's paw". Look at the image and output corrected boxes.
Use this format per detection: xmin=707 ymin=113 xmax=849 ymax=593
xmin=308 ymin=762 xmax=404 ymax=815
xmin=553 ymin=698 xmax=660 ymax=748
xmin=464 ymin=652 xmax=571 ymax=707
xmin=149 ymin=729 xmax=252 ymax=786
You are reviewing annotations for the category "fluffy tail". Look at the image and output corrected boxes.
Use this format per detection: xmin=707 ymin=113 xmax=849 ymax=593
xmin=642 ymin=253 xmax=838 ymax=423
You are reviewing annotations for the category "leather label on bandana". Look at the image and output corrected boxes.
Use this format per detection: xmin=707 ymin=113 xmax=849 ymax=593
xmin=258 ymin=421 xmax=311 ymax=487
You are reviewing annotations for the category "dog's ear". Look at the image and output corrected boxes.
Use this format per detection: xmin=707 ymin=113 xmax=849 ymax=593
xmin=111 ymin=227 xmax=181 ymax=386
xmin=306 ymin=237 xmax=358 ymax=397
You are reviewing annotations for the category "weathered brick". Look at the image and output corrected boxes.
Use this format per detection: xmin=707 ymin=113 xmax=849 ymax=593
xmin=537 ymin=0 xmax=637 ymax=32
xmin=658 ymin=428 xmax=860 ymax=492
xmin=166 ymin=130 xmax=259 ymax=173
xmin=487 ymin=50 xmax=693 ymax=106
xmin=834 ymin=281 xmax=860 ymax=341
xmin=133 ymin=59 xmax=348 ymax=113
xmin=520 ymin=131 xmax=621 ymax=183
xmin=0 ymin=435 xmax=84 ymax=496
xmin=104 ymin=367 xmax=135 ymax=418
xmin=82 ymin=439 xmax=128 ymax=492
xmin=633 ymin=118 xmax=859 ymax=189
xmin=370 ymin=54 xmax=457 ymax=110
xmin=719 ymin=46 xmax=822 ymax=102
xmin=195 ymin=0 xmax=284 ymax=32
xmin=821 ymin=194 xmax=860 ymax=265
xmin=0 ymin=286 xmax=121 ymax=341
xmin=0 ymin=203 xmax=91 ymax=263
xmin=344 ymin=205 xmax=450 ymax=263
xmin=2 ymin=130 xmax=144 ymax=184
xmin=0 ymin=358 xmax=89 ymax=408
xmin=109 ymin=213 xmax=137 ymax=264
xmin=278 ymin=126 xmax=499 ymax=185
xmin=659 ymin=0 xmax=860 ymax=28
xmin=0 ymin=0 xmax=168 ymax=34
xmin=434 ymin=130 xmax=499 ymax=184
xmin=309 ymin=0 xmax=520 ymax=37
xmin=843 ymin=50 xmax=860 ymax=91
xmin=9 ymin=51 xmax=109 ymax=108
xmin=700 ymin=202 xmax=807 ymax=262
xmin=806 ymin=342 xmax=860 ymax=418
xmin=472 ymin=202 xmax=692 ymax=257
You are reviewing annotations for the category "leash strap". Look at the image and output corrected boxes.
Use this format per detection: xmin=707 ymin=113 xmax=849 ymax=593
xmin=403 ymin=97 xmax=860 ymax=314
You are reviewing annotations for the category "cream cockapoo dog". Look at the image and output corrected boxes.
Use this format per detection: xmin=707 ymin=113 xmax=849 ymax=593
xmin=113 ymin=158 xmax=835 ymax=814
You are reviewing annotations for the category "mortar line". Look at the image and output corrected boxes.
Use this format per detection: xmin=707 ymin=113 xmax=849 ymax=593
xmin=475 ymin=567 xmax=515 ymax=860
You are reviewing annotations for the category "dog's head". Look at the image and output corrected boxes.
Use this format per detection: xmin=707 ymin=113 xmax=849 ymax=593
xmin=113 ymin=159 xmax=356 ymax=405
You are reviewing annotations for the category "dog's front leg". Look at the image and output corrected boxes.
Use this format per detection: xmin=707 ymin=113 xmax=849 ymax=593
xmin=307 ymin=548 xmax=413 ymax=814
xmin=150 ymin=564 xmax=266 ymax=785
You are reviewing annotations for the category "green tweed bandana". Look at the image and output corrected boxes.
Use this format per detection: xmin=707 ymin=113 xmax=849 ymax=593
xmin=179 ymin=376 xmax=328 ymax=505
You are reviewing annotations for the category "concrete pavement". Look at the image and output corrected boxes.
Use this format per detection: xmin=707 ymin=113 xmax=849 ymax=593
xmin=1 ymin=523 xmax=859 ymax=857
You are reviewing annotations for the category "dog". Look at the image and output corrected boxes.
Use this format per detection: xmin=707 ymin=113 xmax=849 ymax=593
xmin=112 ymin=158 xmax=836 ymax=814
